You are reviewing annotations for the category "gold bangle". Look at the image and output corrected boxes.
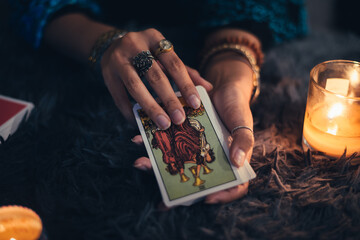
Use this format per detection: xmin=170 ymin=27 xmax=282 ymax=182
xmin=88 ymin=29 xmax=127 ymax=69
xmin=199 ymin=43 xmax=260 ymax=104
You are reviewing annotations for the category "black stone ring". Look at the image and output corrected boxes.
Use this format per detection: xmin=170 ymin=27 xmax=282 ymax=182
xmin=132 ymin=50 xmax=155 ymax=77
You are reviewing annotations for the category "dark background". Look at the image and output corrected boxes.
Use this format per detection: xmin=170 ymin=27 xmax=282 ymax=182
xmin=1 ymin=1 xmax=360 ymax=240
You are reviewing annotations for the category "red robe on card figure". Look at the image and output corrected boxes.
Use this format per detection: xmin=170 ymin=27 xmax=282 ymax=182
xmin=151 ymin=117 xmax=215 ymax=186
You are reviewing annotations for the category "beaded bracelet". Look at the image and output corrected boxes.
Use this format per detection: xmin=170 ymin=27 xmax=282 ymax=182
xmin=88 ymin=29 xmax=127 ymax=69
xmin=201 ymin=35 xmax=264 ymax=66
xmin=199 ymin=43 xmax=260 ymax=104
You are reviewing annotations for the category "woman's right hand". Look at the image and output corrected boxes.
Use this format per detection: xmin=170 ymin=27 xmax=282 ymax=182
xmin=100 ymin=28 xmax=212 ymax=128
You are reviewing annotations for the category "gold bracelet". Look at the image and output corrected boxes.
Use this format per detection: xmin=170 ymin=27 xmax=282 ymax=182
xmin=199 ymin=43 xmax=260 ymax=104
xmin=88 ymin=29 xmax=127 ymax=69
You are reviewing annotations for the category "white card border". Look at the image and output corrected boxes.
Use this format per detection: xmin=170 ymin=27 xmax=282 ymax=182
xmin=133 ymin=86 xmax=256 ymax=207
xmin=0 ymin=95 xmax=34 ymax=142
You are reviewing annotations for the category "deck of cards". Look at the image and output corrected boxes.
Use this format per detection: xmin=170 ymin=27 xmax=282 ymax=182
xmin=133 ymin=86 xmax=256 ymax=207
xmin=0 ymin=95 xmax=34 ymax=143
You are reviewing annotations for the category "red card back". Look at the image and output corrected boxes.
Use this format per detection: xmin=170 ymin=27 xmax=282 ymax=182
xmin=0 ymin=98 xmax=27 ymax=126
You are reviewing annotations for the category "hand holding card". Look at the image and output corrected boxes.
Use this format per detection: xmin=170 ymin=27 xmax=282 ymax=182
xmin=133 ymin=86 xmax=256 ymax=207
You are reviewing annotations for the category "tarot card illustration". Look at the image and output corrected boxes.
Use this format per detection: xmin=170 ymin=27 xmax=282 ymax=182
xmin=137 ymin=97 xmax=237 ymax=201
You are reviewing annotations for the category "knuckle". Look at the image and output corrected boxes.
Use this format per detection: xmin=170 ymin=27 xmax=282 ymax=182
xmin=146 ymin=70 xmax=165 ymax=85
xmin=146 ymin=104 xmax=161 ymax=117
xmin=144 ymin=28 xmax=157 ymax=34
xmin=120 ymin=32 xmax=137 ymax=46
xmin=248 ymin=134 xmax=255 ymax=146
xmin=123 ymin=77 xmax=141 ymax=94
xmin=164 ymin=98 xmax=178 ymax=109
xmin=180 ymin=83 xmax=195 ymax=94
xmin=167 ymin=58 xmax=184 ymax=72
xmin=144 ymin=28 xmax=162 ymax=38
xmin=192 ymin=68 xmax=200 ymax=76
xmin=234 ymin=129 xmax=254 ymax=147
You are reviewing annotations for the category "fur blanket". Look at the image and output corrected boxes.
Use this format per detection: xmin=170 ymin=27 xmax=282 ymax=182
xmin=1 ymin=15 xmax=360 ymax=239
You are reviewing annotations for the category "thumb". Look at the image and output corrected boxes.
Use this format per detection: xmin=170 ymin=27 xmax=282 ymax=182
xmin=229 ymin=128 xmax=254 ymax=168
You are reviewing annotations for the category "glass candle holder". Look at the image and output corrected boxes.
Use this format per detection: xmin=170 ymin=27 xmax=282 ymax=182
xmin=302 ymin=60 xmax=360 ymax=157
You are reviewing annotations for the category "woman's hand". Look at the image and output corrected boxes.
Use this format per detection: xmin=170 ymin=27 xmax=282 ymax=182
xmin=202 ymin=51 xmax=255 ymax=204
xmin=44 ymin=14 xmax=213 ymax=126
xmin=133 ymin=51 xmax=255 ymax=205
xmin=101 ymin=28 xmax=211 ymax=128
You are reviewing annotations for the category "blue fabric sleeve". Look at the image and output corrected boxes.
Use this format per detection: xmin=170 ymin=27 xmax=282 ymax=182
xmin=8 ymin=0 xmax=101 ymax=48
xmin=196 ymin=0 xmax=308 ymax=45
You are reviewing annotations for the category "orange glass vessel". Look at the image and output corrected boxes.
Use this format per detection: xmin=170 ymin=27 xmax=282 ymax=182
xmin=302 ymin=60 xmax=360 ymax=157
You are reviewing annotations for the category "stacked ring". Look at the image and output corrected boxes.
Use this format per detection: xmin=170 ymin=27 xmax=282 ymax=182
xmin=154 ymin=39 xmax=173 ymax=58
xmin=132 ymin=50 xmax=155 ymax=77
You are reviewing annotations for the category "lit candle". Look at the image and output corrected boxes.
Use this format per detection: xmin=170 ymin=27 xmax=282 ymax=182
xmin=302 ymin=60 xmax=360 ymax=157
xmin=303 ymin=102 xmax=360 ymax=157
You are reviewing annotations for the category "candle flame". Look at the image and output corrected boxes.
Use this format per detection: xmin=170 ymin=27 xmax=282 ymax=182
xmin=327 ymin=103 xmax=344 ymax=120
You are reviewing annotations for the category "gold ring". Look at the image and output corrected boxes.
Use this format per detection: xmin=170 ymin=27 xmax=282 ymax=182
xmin=155 ymin=39 xmax=173 ymax=58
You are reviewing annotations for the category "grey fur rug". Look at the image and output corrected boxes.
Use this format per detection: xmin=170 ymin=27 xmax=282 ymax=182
xmin=1 ymin=14 xmax=360 ymax=239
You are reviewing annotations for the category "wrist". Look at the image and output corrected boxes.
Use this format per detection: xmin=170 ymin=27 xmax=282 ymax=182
xmin=88 ymin=29 xmax=127 ymax=70
xmin=199 ymin=28 xmax=263 ymax=104
xmin=205 ymin=53 xmax=254 ymax=102
xmin=44 ymin=13 xmax=115 ymax=63
xmin=202 ymin=28 xmax=264 ymax=66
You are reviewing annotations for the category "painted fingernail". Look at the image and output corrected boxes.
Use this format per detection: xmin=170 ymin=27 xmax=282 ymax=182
xmin=205 ymin=198 xmax=220 ymax=204
xmin=188 ymin=94 xmax=201 ymax=109
xmin=134 ymin=163 xmax=148 ymax=171
xmin=171 ymin=109 xmax=185 ymax=125
xmin=156 ymin=114 xmax=171 ymax=130
xmin=234 ymin=149 xmax=246 ymax=167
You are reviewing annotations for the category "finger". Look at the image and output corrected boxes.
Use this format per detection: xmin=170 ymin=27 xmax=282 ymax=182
xmin=157 ymin=62 xmax=213 ymax=92
xmin=146 ymin=33 xmax=201 ymax=110
xmin=156 ymin=60 xmax=166 ymax=73
xmin=144 ymin=60 xmax=186 ymax=125
xmin=230 ymin=129 xmax=254 ymax=167
xmin=131 ymin=135 xmax=143 ymax=145
xmin=185 ymin=66 xmax=213 ymax=92
xmin=102 ymin=69 xmax=134 ymax=124
xmin=134 ymin=157 xmax=152 ymax=171
xmin=156 ymin=51 xmax=201 ymax=110
xmin=205 ymin=182 xmax=249 ymax=204
xmin=119 ymin=63 xmax=171 ymax=130
xmin=212 ymin=85 xmax=254 ymax=167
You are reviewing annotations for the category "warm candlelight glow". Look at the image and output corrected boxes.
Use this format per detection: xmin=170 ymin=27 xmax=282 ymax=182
xmin=303 ymin=103 xmax=360 ymax=157
xmin=350 ymin=69 xmax=359 ymax=85
xmin=303 ymin=60 xmax=360 ymax=157
xmin=325 ymin=78 xmax=349 ymax=95
xmin=326 ymin=103 xmax=344 ymax=120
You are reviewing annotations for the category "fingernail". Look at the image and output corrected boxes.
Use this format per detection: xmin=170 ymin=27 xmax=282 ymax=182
xmin=156 ymin=114 xmax=171 ymax=130
xmin=203 ymin=80 xmax=213 ymax=90
xmin=188 ymin=94 xmax=201 ymax=109
xmin=171 ymin=109 xmax=185 ymax=125
xmin=134 ymin=163 xmax=148 ymax=171
xmin=234 ymin=149 xmax=246 ymax=167
xmin=205 ymin=198 xmax=220 ymax=204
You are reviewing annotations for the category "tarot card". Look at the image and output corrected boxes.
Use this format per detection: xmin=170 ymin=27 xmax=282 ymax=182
xmin=133 ymin=86 xmax=256 ymax=207
xmin=0 ymin=95 xmax=34 ymax=143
